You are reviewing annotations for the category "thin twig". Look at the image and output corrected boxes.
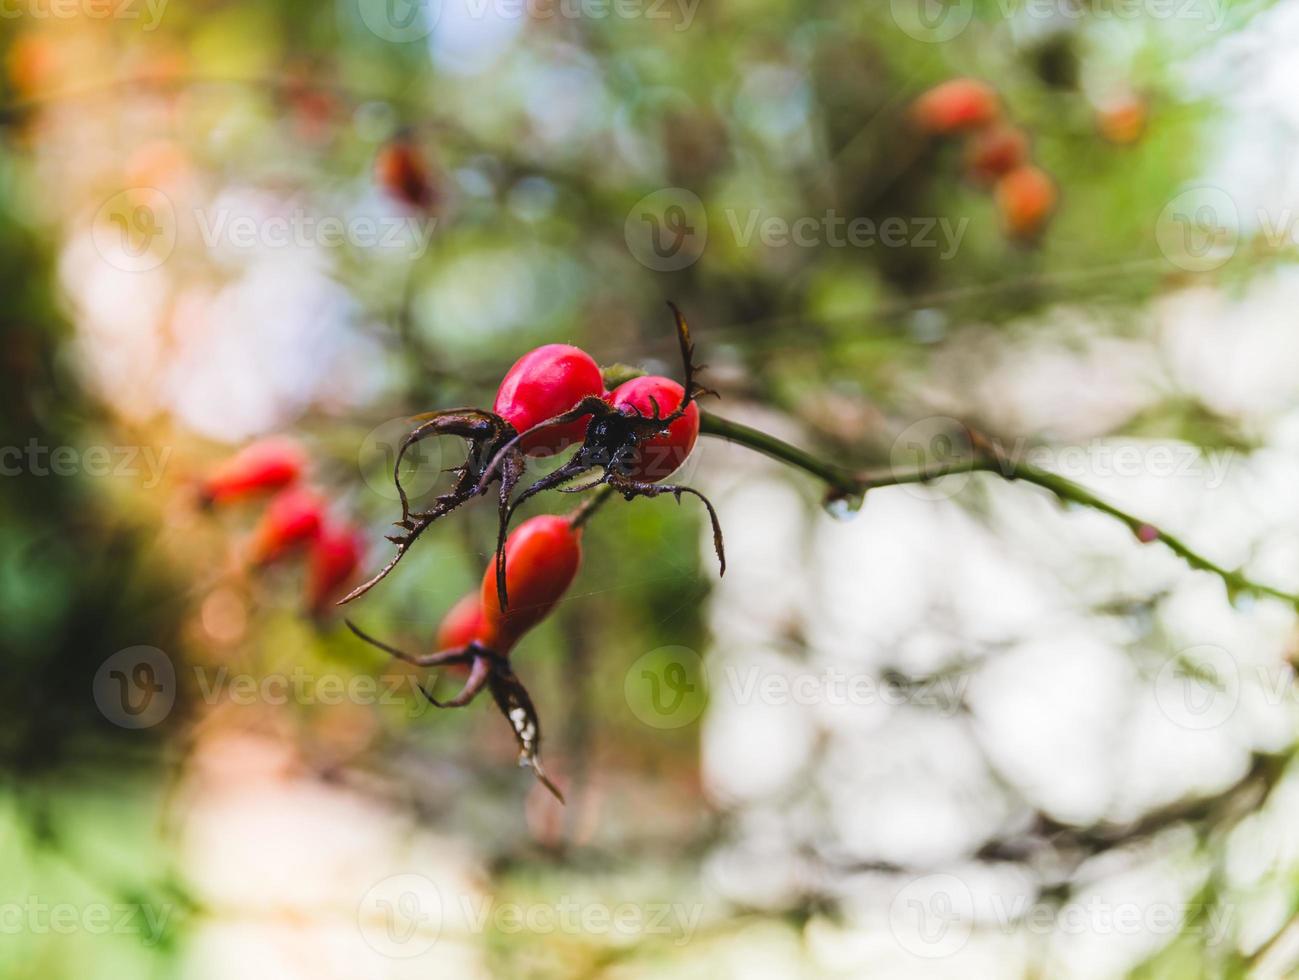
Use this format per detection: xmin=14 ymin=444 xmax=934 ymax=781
xmin=700 ymin=411 xmax=1299 ymax=610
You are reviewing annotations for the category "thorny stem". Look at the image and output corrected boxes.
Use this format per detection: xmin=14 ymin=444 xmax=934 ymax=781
xmin=699 ymin=411 xmax=1299 ymax=610
xmin=568 ymin=484 xmax=615 ymax=530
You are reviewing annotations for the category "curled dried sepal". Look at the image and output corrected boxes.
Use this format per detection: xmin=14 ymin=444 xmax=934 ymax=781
xmin=485 ymin=657 xmax=564 ymax=803
xmin=345 ymin=620 xmax=563 ymax=801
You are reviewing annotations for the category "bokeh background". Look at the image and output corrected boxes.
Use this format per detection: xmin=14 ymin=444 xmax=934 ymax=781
xmin=6 ymin=0 xmax=1299 ymax=976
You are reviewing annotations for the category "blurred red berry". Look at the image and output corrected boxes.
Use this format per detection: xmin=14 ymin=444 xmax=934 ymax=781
xmin=912 ymin=78 xmax=1000 ymax=135
xmin=199 ymin=438 xmax=306 ymax=507
xmin=1097 ymin=94 xmax=1147 ymax=146
xmin=306 ymin=522 xmax=365 ymax=615
xmin=964 ymin=125 xmax=1029 ymax=185
xmin=437 ymin=592 xmax=485 ymax=649
xmin=248 ymin=488 xmax=325 ymax=566
xmin=995 ymin=165 xmax=1057 ymax=241
xmin=375 ymin=135 xmax=437 ymax=211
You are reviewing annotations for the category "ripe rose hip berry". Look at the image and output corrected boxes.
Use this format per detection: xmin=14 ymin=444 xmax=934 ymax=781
xmin=607 ymin=376 xmax=700 ymax=481
xmin=479 ymin=514 xmax=583 ymax=653
xmin=995 ymin=164 xmax=1057 ymax=240
xmin=437 ymin=592 xmax=485 ymax=649
xmin=248 ymin=488 xmax=324 ymax=565
xmin=427 ymin=592 xmax=484 ymax=677
xmin=912 ymin=78 xmax=999 ymax=135
xmin=342 ymin=342 xmax=605 ymax=603
xmin=199 ymin=438 xmax=306 ymax=506
xmin=346 ymin=514 xmax=581 ymax=801
xmin=305 ymin=522 xmax=364 ymax=615
xmin=493 ymin=344 xmax=605 ymax=456
xmin=964 ymin=125 xmax=1029 ymax=185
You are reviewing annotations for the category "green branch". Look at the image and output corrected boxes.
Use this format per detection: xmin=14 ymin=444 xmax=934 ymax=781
xmin=700 ymin=411 xmax=1299 ymax=610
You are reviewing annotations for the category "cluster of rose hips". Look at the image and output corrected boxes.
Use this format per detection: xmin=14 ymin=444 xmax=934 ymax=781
xmin=911 ymin=77 xmax=1057 ymax=242
xmin=198 ymin=438 xmax=365 ymax=618
xmin=342 ymin=305 xmax=724 ymax=799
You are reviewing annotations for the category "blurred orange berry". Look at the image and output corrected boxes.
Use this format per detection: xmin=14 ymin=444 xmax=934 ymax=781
xmin=375 ymin=136 xmax=437 ymax=211
xmin=436 ymin=592 xmax=485 ymax=650
xmin=200 ymin=438 xmax=307 ymax=507
xmin=306 ymin=523 xmax=365 ymax=615
xmin=911 ymin=78 xmax=1000 ymax=135
xmin=7 ymin=34 xmax=59 ymax=98
xmin=1097 ymin=94 xmax=1148 ymax=146
xmin=964 ymin=125 xmax=1029 ymax=185
xmin=995 ymin=165 xmax=1057 ymax=241
xmin=248 ymin=488 xmax=324 ymax=566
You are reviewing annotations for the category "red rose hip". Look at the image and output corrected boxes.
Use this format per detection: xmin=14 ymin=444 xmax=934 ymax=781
xmin=607 ymin=376 xmax=699 ymax=481
xmin=493 ymin=344 xmax=604 ymax=456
